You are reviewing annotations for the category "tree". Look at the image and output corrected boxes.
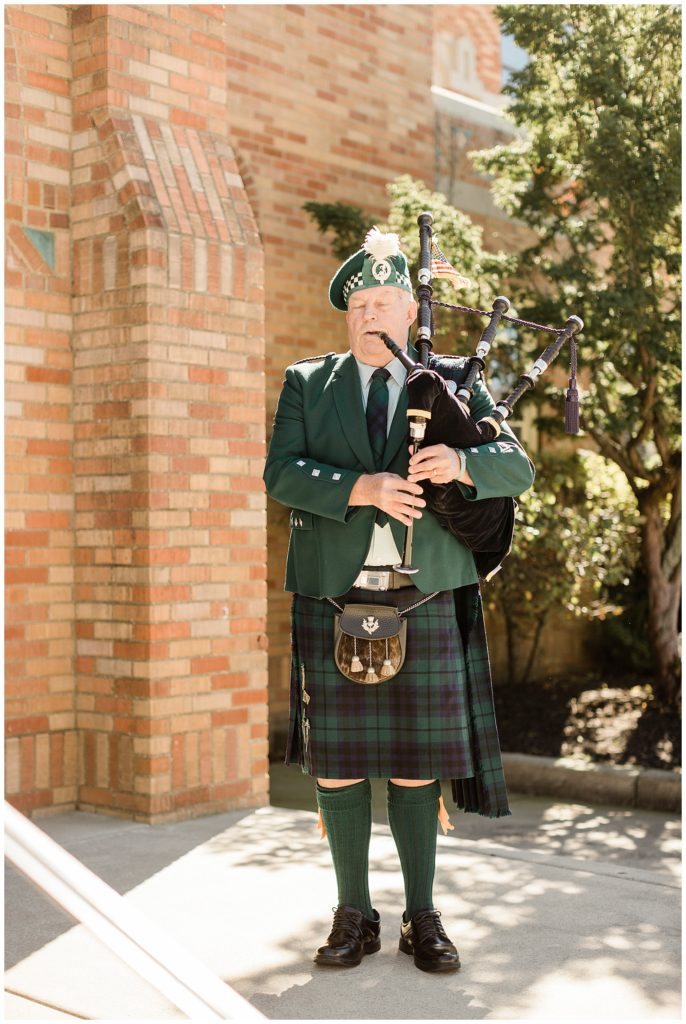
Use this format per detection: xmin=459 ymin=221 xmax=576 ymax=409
xmin=302 ymin=201 xmax=368 ymax=261
xmin=473 ymin=5 xmax=681 ymax=703
xmin=487 ymin=450 xmax=640 ymax=686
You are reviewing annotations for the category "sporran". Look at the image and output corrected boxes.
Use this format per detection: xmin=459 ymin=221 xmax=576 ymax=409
xmin=328 ymin=592 xmax=438 ymax=685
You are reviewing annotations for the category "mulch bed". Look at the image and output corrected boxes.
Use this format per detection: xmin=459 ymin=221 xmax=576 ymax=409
xmin=493 ymin=674 xmax=681 ymax=772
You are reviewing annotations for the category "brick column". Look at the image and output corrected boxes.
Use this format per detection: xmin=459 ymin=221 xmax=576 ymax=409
xmin=69 ymin=5 xmax=267 ymax=821
xmin=5 ymin=5 xmax=78 ymax=814
xmin=5 ymin=4 xmax=268 ymax=821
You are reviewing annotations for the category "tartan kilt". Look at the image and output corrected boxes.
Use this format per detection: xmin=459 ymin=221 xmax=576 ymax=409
xmin=285 ymin=586 xmax=474 ymax=783
xmin=285 ymin=583 xmax=511 ymax=818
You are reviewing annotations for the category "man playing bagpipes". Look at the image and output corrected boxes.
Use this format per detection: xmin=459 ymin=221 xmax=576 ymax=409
xmin=263 ymin=227 xmax=536 ymax=973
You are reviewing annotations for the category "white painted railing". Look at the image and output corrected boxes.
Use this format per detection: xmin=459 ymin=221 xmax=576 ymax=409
xmin=4 ymin=801 xmax=265 ymax=1020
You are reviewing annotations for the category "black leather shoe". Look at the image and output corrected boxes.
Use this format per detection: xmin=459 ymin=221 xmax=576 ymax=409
xmin=314 ymin=905 xmax=381 ymax=967
xmin=399 ymin=909 xmax=461 ymax=972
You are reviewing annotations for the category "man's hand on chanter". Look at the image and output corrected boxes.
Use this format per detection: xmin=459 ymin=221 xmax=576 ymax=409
xmin=408 ymin=444 xmax=474 ymax=487
xmin=348 ymin=473 xmax=425 ymax=527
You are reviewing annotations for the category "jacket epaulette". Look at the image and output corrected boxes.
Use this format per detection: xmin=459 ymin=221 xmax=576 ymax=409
xmin=292 ymin=351 xmax=336 ymax=365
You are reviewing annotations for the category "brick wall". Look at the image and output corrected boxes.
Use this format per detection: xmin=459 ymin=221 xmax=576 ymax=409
xmin=70 ymin=4 xmax=267 ymax=822
xmin=6 ymin=4 xmax=268 ymax=821
xmin=221 ymin=4 xmax=434 ymax=408
xmin=5 ymin=5 xmax=77 ymax=813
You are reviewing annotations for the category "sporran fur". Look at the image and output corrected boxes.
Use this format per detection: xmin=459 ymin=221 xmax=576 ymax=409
xmin=333 ymin=611 xmax=408 ymax=684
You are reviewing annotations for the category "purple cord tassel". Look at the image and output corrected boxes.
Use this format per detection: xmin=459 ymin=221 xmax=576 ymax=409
xmin=565 ymin=336 xmax=580 ymax=434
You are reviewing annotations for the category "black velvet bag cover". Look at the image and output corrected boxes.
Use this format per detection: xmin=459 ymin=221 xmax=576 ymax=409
xmin=406 ymin=367 xmax=515 ymax=579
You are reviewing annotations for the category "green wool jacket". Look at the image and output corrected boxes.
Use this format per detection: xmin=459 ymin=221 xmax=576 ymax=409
xmin=264 ymin=348 xmax=535 ymax=598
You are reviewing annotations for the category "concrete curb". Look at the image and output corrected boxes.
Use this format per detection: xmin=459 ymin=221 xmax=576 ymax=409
xmin=503 ymin=753 xmax=681 ymax=813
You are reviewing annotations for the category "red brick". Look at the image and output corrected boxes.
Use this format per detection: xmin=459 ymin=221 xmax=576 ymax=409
xmin=189 ymin=654 xmax=229 ymax=676
xmin=51 ymin=732 xmax=64 ymax=787
xmin=134 ymin=755 xmax=170 ymax=775
xmin=6 ymin=568 xmax=49 ymax=585
xmin=8 ymin=791 xmax=54 ymax=813
xmin=188 ymin=366 xmax=228 ymax=384
xmin=170 ymin=109 xmax=207 ymax=130
xmin=211 ymin=672 xmax=249 ymax=690
xmin=212 ymin=709 xmax=249 ymax=726
xmin=6 ymin=531 xmax=50 ymax=547
xmin=210 ymin=779 xmax=250 ymax=801
xmin=231 ymin=689 xmax=267 ymax=707
xmin=174 ymin=785 xmax=210 ymax=808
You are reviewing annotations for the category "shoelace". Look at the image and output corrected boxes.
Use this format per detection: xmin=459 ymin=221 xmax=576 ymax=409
xmin=413 ymin=909 xmax=449 ymax=945
xmin=329 ymin=905 xmax=364 ymax=943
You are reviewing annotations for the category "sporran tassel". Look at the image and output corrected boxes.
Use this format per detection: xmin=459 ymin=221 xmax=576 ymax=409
xmin=364 ymin=640 xmax=379 ymax=684
xmin=380 ymin=637 xmax=394 ymax=678
xmin=565 ymin=335 xmax=580 ymax=434
xmin=350 ymin=637 xmax=363 ymax=674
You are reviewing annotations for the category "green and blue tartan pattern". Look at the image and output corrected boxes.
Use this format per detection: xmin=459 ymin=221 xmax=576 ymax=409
xmin=451 ymin=584 xmax=511 ymax=818
xmin=286 ymin=588 xmax=474 ymax=783
xmin=286 ymin=583 xmax=511 ymax=818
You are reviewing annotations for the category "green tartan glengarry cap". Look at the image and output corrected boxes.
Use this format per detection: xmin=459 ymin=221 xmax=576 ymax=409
xmin=328 ymin=227 xmax=413 ymax=311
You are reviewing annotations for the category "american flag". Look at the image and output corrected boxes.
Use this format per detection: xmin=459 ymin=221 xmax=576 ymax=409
xmin=430 ymin=237 xmax=471 ymax=289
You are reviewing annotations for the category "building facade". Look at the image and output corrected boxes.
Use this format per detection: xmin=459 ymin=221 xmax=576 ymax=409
xmin=6 ymin=4 xmax=563 ymax=819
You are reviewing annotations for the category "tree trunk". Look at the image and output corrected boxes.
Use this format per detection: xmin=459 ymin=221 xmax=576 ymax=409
xmin=520 ymin=612 xmax=547 ymax=686
xmin=639 ymin=491 xmax=681 ymax=706
xmin=504 ymin=611 xmax=517 ymax=687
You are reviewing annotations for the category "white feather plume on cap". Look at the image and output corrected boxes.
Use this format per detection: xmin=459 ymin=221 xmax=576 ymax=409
xmin=363 ymin=226 xmax=401 ymax=261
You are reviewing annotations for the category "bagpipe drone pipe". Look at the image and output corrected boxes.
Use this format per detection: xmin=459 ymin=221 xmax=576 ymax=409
xmin=375 ymin=212 xmax=584 ymax=581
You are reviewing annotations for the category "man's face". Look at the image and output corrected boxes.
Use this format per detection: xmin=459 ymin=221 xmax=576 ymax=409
xmin=345 ymin=286 xmax=417 ymax=366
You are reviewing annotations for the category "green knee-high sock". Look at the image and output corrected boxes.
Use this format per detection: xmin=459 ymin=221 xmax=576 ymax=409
xmin=316 ymin=780 xmax=373 ymax=918
xmin=387 ymin=780 xmax=441 ymax=920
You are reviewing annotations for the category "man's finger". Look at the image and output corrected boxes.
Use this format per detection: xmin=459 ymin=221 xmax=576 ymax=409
xmin=410 ymin=446 xmax=442 ymax=465
xmin=395 ymin=480 xmax=425 ymax=496
xmin=394 ymin=494 xmax=425 ymax=508
xmin=390 ymin=510 xmax=421 ymax=526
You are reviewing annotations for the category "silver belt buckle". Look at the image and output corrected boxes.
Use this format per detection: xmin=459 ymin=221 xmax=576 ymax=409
xmin=354 ymin=569 xmax=391 ymax=591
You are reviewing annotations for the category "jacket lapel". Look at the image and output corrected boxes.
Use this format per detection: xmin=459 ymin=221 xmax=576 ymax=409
xmin=331 ymin=352 xmax=376 ymax=473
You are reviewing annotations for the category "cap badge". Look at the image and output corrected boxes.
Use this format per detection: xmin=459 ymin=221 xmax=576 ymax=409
xmin=371 ymin=259 xmax=392 ymax=284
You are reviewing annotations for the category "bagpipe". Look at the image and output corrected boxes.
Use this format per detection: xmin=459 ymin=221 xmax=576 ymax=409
xmin=376 ymin=212 xmax=583 ymax=581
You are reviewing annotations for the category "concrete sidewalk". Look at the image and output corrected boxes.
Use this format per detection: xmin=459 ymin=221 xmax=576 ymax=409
xmin=4 ymin=776 xmax=682 ymax=1021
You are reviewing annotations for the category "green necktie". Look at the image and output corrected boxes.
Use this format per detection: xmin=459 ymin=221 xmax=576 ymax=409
xmin=366 ymin=367 xmax=390 ymax=526
xmin=366 ymin=367 xmax=390 ymax=468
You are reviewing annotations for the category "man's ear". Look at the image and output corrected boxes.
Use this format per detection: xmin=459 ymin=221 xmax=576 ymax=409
xmin=407 ymin=299 xmax=418 ymax=326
